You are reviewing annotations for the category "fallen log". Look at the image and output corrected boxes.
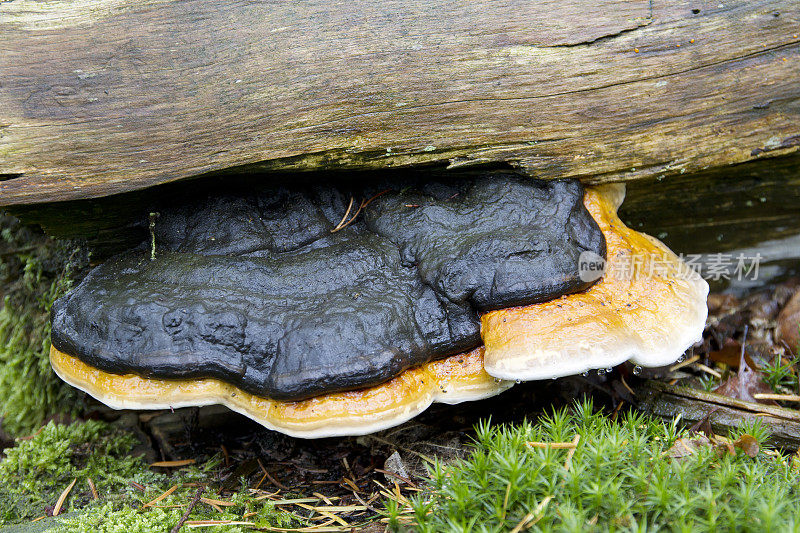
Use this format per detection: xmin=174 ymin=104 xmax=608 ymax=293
xmin=6 ymin=154 xmax=799 ymax=267
xmin=637 ymin=380 xmax=800 ymax=449
xmin=1 ymin=0 xmax=798 ymax=206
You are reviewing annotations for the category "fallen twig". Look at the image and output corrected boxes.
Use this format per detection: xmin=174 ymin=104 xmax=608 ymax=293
xmin=170 ymin=486 xmax=205 ymax=533
xmin=754 ymin=393 xmax=800 ymax=402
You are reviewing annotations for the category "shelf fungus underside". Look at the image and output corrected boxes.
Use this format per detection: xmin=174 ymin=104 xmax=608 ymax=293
xmin=50 ymin=175 xmax=708 ymax=437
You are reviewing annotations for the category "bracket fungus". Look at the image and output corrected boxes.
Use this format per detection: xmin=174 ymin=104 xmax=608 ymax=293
xmin=482 ymin=184 xmax=709 ymax=381
xmin=49 ymin=175 xmax=708 ymax=438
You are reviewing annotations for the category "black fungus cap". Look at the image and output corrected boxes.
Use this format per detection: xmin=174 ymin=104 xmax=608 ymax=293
xmin=51 ymin=174 xmax=605 ymax=400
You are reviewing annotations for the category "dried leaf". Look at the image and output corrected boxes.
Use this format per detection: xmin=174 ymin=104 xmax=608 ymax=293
xmin=777 ymin=291 xmax=800 ymax=350
xmin=665 ymin=435 xmax=711 ymax=459
xmin=713 ymin=366 xmax=776 ymax=404
xmin=712 ymin=438 xmax=735 ymax=457
xmin=707 ymin=293 xmax=739 ymax=314
xmin=713 ymin=332 xmax=776 ymax=405
xmin=708 ymin=339 xmax=757 ymax=369
xmin=733 ymin=434 xmax=760 ymax=457
xmin=688 ymin=412 xmax=715 ymax=438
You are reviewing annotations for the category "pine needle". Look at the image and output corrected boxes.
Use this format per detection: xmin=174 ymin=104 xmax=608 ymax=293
xmin=696 ymin=363 xmax=723 ymax=378
xmin=670 ymin=354 xmax=700 ymax=372
xmin=526 ymin=441 xmax=577 ymax=449
xmin=53 ymin=478 xmax=77 ymax=516
xmin=295 ymin=503 xmax=350 ymax=527
xmin=331 ymin=197 xmax=355 ymax=232
xmin=150 ymin=459 xmax=196 ymax=467
xmin=563 ymin=434 xmax=581 ymax=471
xmin=87 ymin=477 xmax=98 ymax=500
xmin=143 ymin=484 xmax=179 ymax=508
xmin=199 ymin=496 xmax=236 ymax=507
xmin=509 ymin=495 xmax=553 ymax=533
xmin=258 ymin=458 xmax=289 ymax=490
xmin=185 ymin=521 xmax=256 ymax=528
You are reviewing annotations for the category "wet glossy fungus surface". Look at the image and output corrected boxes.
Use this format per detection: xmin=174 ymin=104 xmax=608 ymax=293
xmin=51 ymin=174 xmax=605 ymax=400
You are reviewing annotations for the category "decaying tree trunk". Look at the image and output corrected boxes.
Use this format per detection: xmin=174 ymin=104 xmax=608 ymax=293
xmin=638 ymin=380 xmax=800 ymax=449
xmin=0 ymin=0 xmax=798 ymax=206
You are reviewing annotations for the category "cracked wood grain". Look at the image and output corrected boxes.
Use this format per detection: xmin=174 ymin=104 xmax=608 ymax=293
xmin=0 ymin=0 xmax=798 ymax=205
xmin=638 ymin=380 xmax=800 ymax=449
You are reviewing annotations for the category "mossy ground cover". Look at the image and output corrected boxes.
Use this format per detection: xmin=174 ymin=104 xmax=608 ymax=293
xmin=384 ymin=401 xmax=800 ymax=532
xmin=0 ymin=215 xmax=85 ymax=436
xmin=0 ymin=419 xmax=296 ymax=530
xmin=3 ymin=403 xmax=800 ymax=532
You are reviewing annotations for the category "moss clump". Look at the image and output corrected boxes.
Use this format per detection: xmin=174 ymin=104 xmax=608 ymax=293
xmin=0 ymin=419 xmax=297 ymax=529
xmin=0 ymin=420 xmax=157 ymax=524
xmin=0 ymin=215 xmax=86 ymax=436
xmin=393 ymin=401 xmax=800 ymax=532
xmin=54 ymin=504 xmax=184 ymax=533
xmin=53 ymin=494 xmax=291 ymax=533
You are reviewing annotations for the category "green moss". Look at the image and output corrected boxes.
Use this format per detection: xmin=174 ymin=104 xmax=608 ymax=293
xmin=52 ymin=495 xmax=292 ymax=533
xmin=0 ymin=215 xmax=85 ymax=436
xmin=0 ymin=420 xmax=156 ymax=524
xmin=0 ymin=283 xmax=80 ymax=436
xmin=53 ymin=504 xmax=184 ymax=533
xmin=0 ymin=420 xmax=298 ymax=529
xmin=394 ymin=400 xmax=800 ymax=532
xmin=52 ymin=498 xmax=290 ymax=533
xmin=762 ymin=354 xmax=800 ymax=394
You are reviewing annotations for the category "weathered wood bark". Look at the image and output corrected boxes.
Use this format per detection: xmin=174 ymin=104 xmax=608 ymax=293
xmin=1 ymin=0 xmax=798 ymax=205
xmin=638 ymin=380 xmax=800 ymax=449
xmin=8 ymin=153 xmax=800 ymax=269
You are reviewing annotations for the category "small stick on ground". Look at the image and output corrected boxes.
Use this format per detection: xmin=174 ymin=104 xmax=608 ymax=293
xmin=696 ymin=363 xmax=722 ymax=378
xmin=258 ymin=458 xmax=290 ymax=490
xmin=170 ymin=486 xmax=205 ymax=533
xmin=754 ymin=393 xmax=800 ymax=402
xmin=670 ymin=355 xmax=700 ymax=372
